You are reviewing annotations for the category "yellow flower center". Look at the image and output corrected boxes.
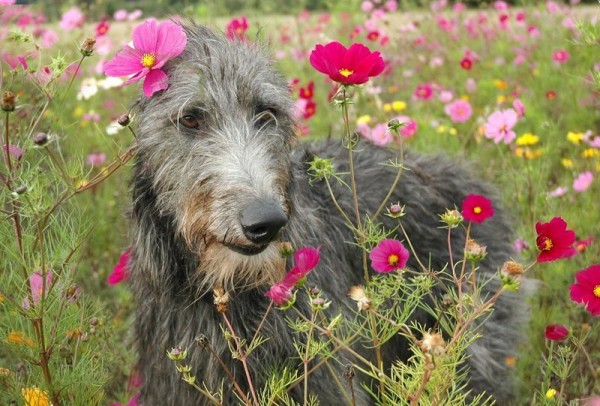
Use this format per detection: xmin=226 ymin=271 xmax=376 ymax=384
xmin=141 ymin=53 xmax=156 ymax=69
xmin=388 ymin=254 xmax=399 ymax=266
xmin=542 ymin=237 xmax=553 ymax=251
xmin=593 ymin=285 xmax=600 ymax=298
xmin=339 ymin=68 xmax=353 ymax=77
xmin=473 ymin=206 xmax=482 ymax=214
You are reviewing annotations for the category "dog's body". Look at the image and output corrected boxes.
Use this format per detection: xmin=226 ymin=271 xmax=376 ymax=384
xmin=129 ymin=23 xmax=524 ymax=405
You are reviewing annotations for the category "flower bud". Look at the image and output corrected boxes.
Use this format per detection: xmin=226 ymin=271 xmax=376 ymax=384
xmin=385 ymin=203 xmax=405 ymax=219
xmin=117 ymin=114 xmax=131 ymax=127
xmin=167 ymin=346 xmax=187 ymax=361
xmin=1 ymin=91 xmax=16 ymax=112
xmin=33 ymin=132 xmax=49 ymax=146
xmin=279 ymin=241 xmax=294 ymax=257
xmin=439 ymin=208 xmax=463 ymax=228
xmin=15 ymin=185 xmax=28 ymax=195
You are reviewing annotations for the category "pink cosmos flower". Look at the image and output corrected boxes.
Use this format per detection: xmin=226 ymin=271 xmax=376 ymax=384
xmin=548 ymin=186 xmax=568 ymax=198
xmin=461 ymin=194 xmax=494 ymax=224
xmin=445 ymin=99 xmax=473 ymax=123
xmin=552 ymin=50 xmax=569 ymax=64
xmin=513 ymin=98 xmax=525 ymax=117
xmin=512 ymin=238 xmax=530 ymax=254
xmin=226 ymin=16 xmax=249 ymax=41
xmin=96 ymin=20 xmax=110 ymax=37
xmin=544 ymin=324 xmax=569 ymax=341
xmin=40 ymin=29 xmax=58 ymax=48
xmin=395 ymin=116 xmax=418 ymax=138
xmin=265 ymin=246 xmax=320 ymax=306
xmin=483 ymin=109 xmax=518 ymax=144
xmin=569 ymin=264 xmax=600 ymax=317
xmin=361 ymin=123 xmax=393 ymax=146
xmin=413 ymin=83 xmax=434 ymax=100
xmin=113 ymin=9 xmax=128 ymax=21
xmin=108 ymin=249 xmax=131 ymax=285
xmin=573 ymin=171 xmax=593 ymax=192
xmin=309 ymin=41 xmax=385 ymax=85
xmin=361 ymin=1 xmax=374 ymax=13
xmin=2 ymin=144 xmax=24 ymax=160
xmin=86 ymin=152 xmax=106 ymax=167
xmin=59 ymin=7 xmax=85 ymax=31
xmin=22 ymin=271 xmax=53 ymax=309
xmin=103 ymin=20 xmax=187 ymax=97
xmin=370 ymin=239 xmax=410 ymax=273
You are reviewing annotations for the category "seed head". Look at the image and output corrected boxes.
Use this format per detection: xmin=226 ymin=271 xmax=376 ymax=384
xmin=500 ymin=260 xmax=526 ymax=277
xmin=421 ymin=331 xmax=445 ymax=356
xmin=1 ymin=91 xmax=16 ymax=112
xmin=213 ymin=287 xmax=229 ymax=313
xmin=348 ymin=285 xmax=371 ymax=311
xmin=80 ymin=37 xmax=96 ymax=57
xmin=465 ymin=238 xmax=487 ymax=261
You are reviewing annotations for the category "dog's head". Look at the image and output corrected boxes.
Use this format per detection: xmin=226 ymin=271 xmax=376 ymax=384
xmin=132 ymin=22 xmax=299 ymax=289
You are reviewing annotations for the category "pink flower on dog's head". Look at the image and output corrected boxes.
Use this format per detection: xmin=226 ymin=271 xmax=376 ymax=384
xmin=370 ymin=239 xmax=409 ymax=273
xmin=103 ymin=20 xmax=187 ymax=97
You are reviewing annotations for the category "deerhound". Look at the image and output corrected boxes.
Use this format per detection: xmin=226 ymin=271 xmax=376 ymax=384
xmin=128 ymin=22 xmax=525 ymax=405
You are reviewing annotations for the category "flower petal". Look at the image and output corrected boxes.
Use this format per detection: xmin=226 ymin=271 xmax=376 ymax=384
xmin=103 ymin=45 xmax=143 ymax=77
xmin=133 ymin=19 xmax=159 ymax=54
xmin=142 ymin=69 xmax=169 ymax=97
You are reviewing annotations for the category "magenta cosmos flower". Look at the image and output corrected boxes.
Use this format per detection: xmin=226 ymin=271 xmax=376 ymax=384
xmin=569 ymin=264 xmax=600 ymax=317
xmin=370 ymin=239 xmax=410 ymax=273
xmin=544 ymin=324 xmax=569 ymax=341
xmin=461 ymin=194 xmax=494 ymax=224
xmin=226 ymin=16 xmax=249 ymax=41
xmin=445 ymin=99 xmax=473 ymax=123
xmin=535 ymin=217 xmax=576 ymax=263
xmin=103 ymin=20 xmax=187 ymax=97
xmin=265 ymin=246 xmax=320 ymax=306
xmin=483 ymin=109 xmax=518 ymax=144
xmin=108 ymin=249 xmax=131 ymax=285
xmin=309 ymin=41 xmax=385 ymax=85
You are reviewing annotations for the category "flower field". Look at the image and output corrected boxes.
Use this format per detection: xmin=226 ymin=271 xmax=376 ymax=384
xmin=1 ymin=1 xmax=599 ymax=404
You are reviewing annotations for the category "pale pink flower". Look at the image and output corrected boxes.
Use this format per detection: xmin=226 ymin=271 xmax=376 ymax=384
xmin=59 ymin=7 xmax=85 ymax=31
xmin=573 ymin=171 xmax=593 ymax=192
xmin=494 ymin=0 xmax=509 ymax=10
xmin=438 ymin=90 xmax=453 ymax=103
xmin=128 ymin=9 xmax=143 ymax=21
xmin=384 ymin=0 xmax=398 ymax=12
xmin=22 ymin=271 xmax=53 ymax=309
xmin=0 ymin=0 xmax=17 ymax=4
xmin=465 ymin=77 xmax=477 ymax=93
xmin=361 ymin=1 xmax=374 ymax=13
xmin=86 ymin=152 xmax=106 ymax=167
xmin=546 ymin=0 xmax=561 ymax=13
xmin=103 ymin=20 xmax=187 ymax=97
xmin=444 ymin=99 xmax=472 ymax=123
xmin=512 ymin=238 xmax=530 ymax=254
xmin=41 ymin=29 xmax=58 ymax=48
xmin=513 ymin=98 xmax=525 ymax=117
xmin=113 ymin=9 xmax=128 ymax=21
xmin=362 ymin=123 xmax=393 ymax=146
xmin=484 ymin=109 xmax=518 ymax=144
xmin=548 ymin=186 xmax=568 ymax=198
xmin=453 ymin=2 xmax=466 ymax=12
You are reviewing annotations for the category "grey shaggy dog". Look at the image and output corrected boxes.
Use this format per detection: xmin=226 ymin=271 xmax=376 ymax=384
xmin=128 ymin=22 xmax=525 ymax=405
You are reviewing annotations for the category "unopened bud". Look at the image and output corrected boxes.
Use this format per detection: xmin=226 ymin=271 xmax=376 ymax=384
xmin=195 ymin=335 xmax=209 ymax=349
xmin=2 ymin=91 xmax=16 ymax=112
xmin=15 ymin=185 xmax=28 ymax=194
xmin=440 ymin=208 xmax=463 ymax=228
xmin=80 ymin=37 xmax=96 ymax=57
xmin=279 ymin=241 xmax=294 ymax=257
xmin=33 ymin=132 xmax=49 ymax=146
xmin=385 ymin=202 xmax=405 ymax=219
xmin=167 ymin=346 xmax=187 ymax=361
xmin=117 ymin=114 xmax=130 ymax=127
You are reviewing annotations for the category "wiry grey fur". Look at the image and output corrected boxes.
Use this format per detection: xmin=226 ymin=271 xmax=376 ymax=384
xmin=129 ymin=22 xmax=525 ymax=405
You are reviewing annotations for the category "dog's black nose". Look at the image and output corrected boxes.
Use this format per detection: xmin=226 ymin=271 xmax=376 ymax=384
xmin=240 ymin=199 xmax=287 ymax=245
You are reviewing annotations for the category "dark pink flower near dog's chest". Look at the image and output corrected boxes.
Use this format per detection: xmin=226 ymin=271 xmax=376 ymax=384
xmin=309 ymin=41 xmax=385 ymax=85
xmin=569 ymin=264 xmax=600 ymax=317
xmin=535 ymin=217 xmax=576 ymax=263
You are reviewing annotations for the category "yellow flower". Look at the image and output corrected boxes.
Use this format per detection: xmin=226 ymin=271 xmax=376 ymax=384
xmin=516 ymin=133 xmax=539 ymax=146
xmin=449 ymin=128 xmax=457 ymax=136
xmin=392 ymin=100 xmax=406 ymax=112
xmin=460 ymin=95 xmax=469 ymax=101
xmin=0 ymin=293 xmax=4 ymax=303
xmin=356 ymin=115 xmax=371 ymax=125
xmin=0 ymin=367 xmax=11 ymax=376
xmin=545 ymin=388 xmax=557 ymax=400
xmin=75 ymin=179 xmax=89 ymax=189
xmin=22 ymin=387 xmax=52 ymax=406
xmin=383 ymin=103 xmax=392 ymax=112
xmin=561 ymin=158 xmax=573 ymax=168
xmin=72 ymin=106 xmax=85 ymax=118
xmin=582 ymin=148 xmax=599 ymax=158
xmin=494 ymin=79 xmax=507 ymax=89
xmin=567 ymin=131 xmax=583 ymax=144
xmin=496 ymin=95 xmax=507 ymax=104
xmin=7 ymin=331 xmax=35 ymax=347
xmin=436 ymin=125 xmax=447 ymax=134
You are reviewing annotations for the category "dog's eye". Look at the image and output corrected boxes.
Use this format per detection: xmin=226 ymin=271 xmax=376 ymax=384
xmin=179 ymin=114 xmax=200 ymax=129
xmin=255 ymin=109 xmax=277 ymax=127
